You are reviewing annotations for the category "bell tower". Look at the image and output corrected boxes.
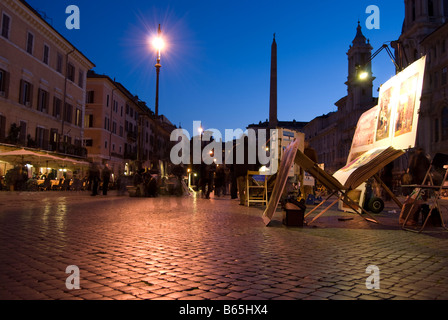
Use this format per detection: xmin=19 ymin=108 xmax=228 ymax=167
xmin=345 ymin=22 xmax=374 ymax=112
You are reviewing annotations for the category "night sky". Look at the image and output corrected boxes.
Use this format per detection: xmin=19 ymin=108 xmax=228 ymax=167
xmin=27 ymin=0 xmax=404 ymax=138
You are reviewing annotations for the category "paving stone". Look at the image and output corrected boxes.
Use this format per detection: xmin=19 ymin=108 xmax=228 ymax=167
xmin=1 ymin=192 xmax=448 ymax=301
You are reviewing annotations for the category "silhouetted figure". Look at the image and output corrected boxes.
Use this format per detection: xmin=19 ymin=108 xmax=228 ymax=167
xmin=133 ymin=169 xmax=144 ymax=196
xmin=200 ymin=161 xmax=208 ymax=198
xmin=408 ymin=148 xmax=431 ymax=201
xmin=230 ymin=165 xmax=238 ymax=199
xmin=102 ymin=164 xmax=111 ymax=195
xmin=89 ymin=163 xmax=100 ymax=196
xmin=234 ymin=136 xmax=256 ymax=205
xmin=408 ymin=148 xmax=430 ymax=185
xmin=214 ymin=165 xmax=225 ymax=197
xmin=381 ymin=161 xmax=394 ymax=201
xmin=116 ymin=174 xmax=127 ymax=196
xmin=203 ymin=162 xmax=216 ymax=199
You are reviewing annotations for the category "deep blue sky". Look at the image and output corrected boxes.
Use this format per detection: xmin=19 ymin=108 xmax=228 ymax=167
xmin=27 ymin=0 xmax=404 ymax=137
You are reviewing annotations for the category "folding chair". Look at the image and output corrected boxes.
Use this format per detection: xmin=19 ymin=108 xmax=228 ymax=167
xmin=401 ymin=153 xmax=448 ymax=233
xmin=246 ymin=171 xmax=268 ymax=206
xmin=295 ymin=147 xmax=405 ymax=225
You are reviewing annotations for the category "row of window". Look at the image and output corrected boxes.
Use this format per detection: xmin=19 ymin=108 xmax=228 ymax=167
xmin=1 ymin=12 xmax=84 ymax=88
xmin=409 ymin=0 xmax=441 ymax=22
xmin=432 ymin=107 xmax=448 ymax=142
xmin=0 ymin=115 xmax=80 ymax=151
xmin=83 ymin=138 xmax=151 ymax=160
xmin=86 ymin=90 xmax=139 ymax=120
xmin=429 ymin=66 xmax=448 ymax=89
xmin=0 ymin=68 xmax=82 ymax=126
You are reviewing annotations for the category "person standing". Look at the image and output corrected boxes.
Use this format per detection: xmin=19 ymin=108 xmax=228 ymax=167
xmin=102 ymin=163 xmax=111 ymax=195
xmin=89 ymin=163 xmax=100 ymax=196
xmin=214 ymin=164 xmax=225 ymax=197
xmin=408 ymin=148 xmax=430 ymax=185
xmin=408 ymin=147 xmax=431 ymax=200
xmin=234 ymin=135 xmax=253 ymax=206
xmin=381 ymin=161 xmax=394 ymax=201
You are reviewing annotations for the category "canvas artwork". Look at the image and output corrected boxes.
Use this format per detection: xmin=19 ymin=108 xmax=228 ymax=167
xmin=347 ymin=56 xmax=426 ymax=164
xmin=338 ymin=147 xmax=387 ymax=174
xmin=394 ymin=73 xmax=418 ymax=137
xmin=376 ymin=87 xmax=394 ymax=142
xmin=351 ymin=105 xmax=379 ymax=149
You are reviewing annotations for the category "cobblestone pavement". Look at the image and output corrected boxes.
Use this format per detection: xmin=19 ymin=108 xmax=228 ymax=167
xmin=1 ymin=190 xmax=448 ymax=301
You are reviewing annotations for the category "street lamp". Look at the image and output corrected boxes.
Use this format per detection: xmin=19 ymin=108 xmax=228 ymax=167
xmin=151 ymin=24 xmax=164 ymax=172
xmin=153 ymin=24 xmax=164 ymax=119
xmin=357 ymin=43 xmax=401 ymax=80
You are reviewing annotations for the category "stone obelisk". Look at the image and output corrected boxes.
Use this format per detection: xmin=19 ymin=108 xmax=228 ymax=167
xmin=269 ymin=34 xmax=278 ymax=129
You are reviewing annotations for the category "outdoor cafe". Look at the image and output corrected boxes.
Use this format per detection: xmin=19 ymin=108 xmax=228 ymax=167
xmin=0 ymin=148 xmax=90 ymax=191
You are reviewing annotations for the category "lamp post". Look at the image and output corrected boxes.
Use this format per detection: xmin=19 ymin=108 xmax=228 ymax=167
xmin=152 ymin=24 xmax=164 ymax=172
xmin=153 ymin=24 xmax=164 ymax=119
xmin=356 ymin=43 xmax=401 ymax=80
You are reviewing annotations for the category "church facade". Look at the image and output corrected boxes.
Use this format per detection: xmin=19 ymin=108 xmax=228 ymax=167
xmin=395 ymin=0 xmax=448 ymax=157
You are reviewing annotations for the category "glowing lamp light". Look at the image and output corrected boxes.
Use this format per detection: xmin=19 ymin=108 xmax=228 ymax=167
xmin=152 ymin=37 xmax=165 ymax=52
xmin=359 ymin=71 xmax=369 ymax=80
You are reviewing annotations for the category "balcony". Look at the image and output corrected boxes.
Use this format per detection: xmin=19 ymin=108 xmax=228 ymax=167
xmin=58 ymin=143 xmax=88 ymax=158
xmin=127 ymin=131 xmax=137 ymax=142
xmin=124 ymin=151 xmax=137 ymax=161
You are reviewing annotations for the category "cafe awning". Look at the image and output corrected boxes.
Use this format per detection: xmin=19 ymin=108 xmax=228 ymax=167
xmin=0 ymin=148 xmax=90 ymax=170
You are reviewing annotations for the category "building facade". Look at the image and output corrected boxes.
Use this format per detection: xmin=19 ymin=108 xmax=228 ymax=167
xmin=0 ymin=0 xmax=94 ymax=157
xmin=85 ymin=71 xmax=176 ymax=178
xmin=395 ymin=0 xmax=448 ymax=157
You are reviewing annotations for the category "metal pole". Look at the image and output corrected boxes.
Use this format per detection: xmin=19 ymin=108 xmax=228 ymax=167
xmin=155 ymin=62 xmax=160 ymax=119
xmin=153 ymin=24 xmax=162 ymax=171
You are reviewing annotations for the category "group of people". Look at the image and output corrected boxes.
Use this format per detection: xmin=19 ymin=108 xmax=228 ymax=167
xmin=196 ymin=141 xmax=434 ymax=208
xmin=199 ymin=162 xmax=230 ymax=199
xmin=88 ymin=162 xmax=112 ymax=196
xmin=132 ymin=169 xmax=158 ymax=197
xmin=198 ymin=136 xmax=258 ymax=204
xmin=375 ymin=147 xmax=432 ymax=200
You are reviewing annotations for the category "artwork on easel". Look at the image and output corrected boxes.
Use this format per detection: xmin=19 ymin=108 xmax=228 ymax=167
xmin=394 ymin=73 xmax=419 ymax=138
xmin=351 ymin=105 xmax=379 ymax=150
xmin=335 ymin=56 xmax=426 ymax=213
xmin=346 ymin=56 xmax=426 ymax=165
xmin=261 ymin=56 xmax=427 ymax=221
xmin=376 ymin=87 xmax=394 ymax=142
